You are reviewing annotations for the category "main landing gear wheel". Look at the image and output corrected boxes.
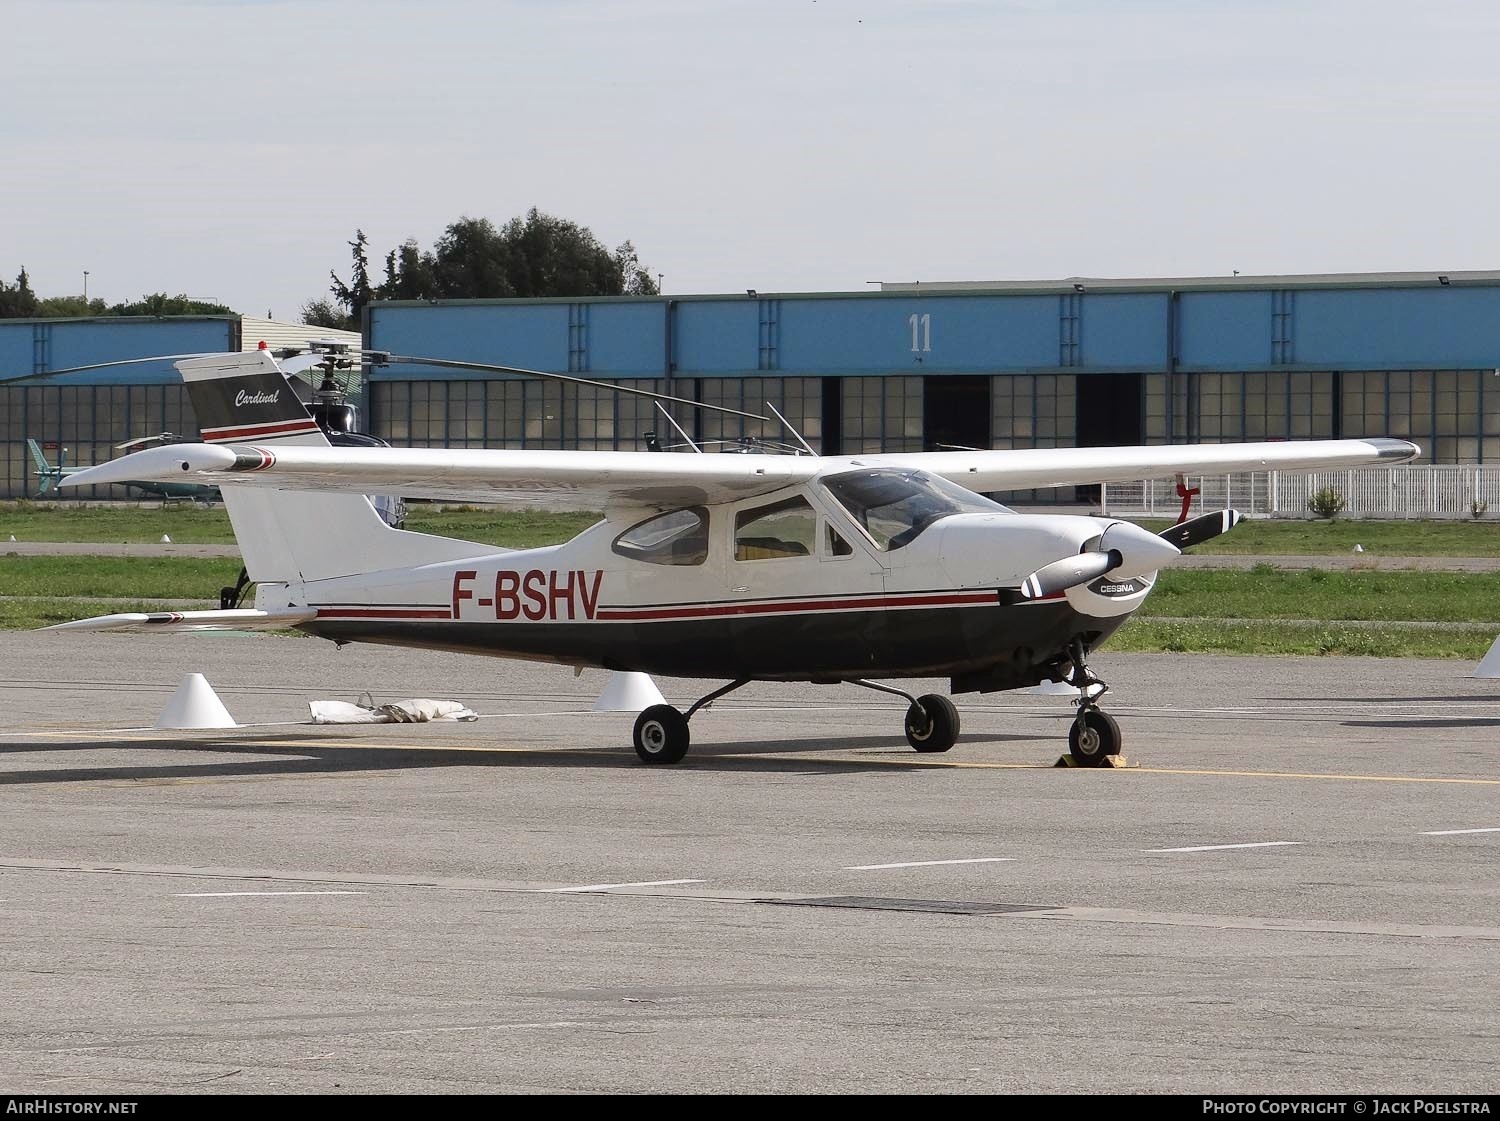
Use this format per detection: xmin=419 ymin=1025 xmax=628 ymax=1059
xmin=1068 ymin=708 xmax=1122 ymax=766
xmin=633 ymin=704 xmax=690 ymax=765
xmin=905 ymin=694 xmax=960 ymax=753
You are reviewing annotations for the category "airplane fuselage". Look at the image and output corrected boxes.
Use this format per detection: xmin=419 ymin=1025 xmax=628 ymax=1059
xmin=263 ymin=481 xmax=1156 ymax=692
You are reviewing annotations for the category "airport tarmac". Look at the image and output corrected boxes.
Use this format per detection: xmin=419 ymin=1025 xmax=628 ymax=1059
xmin=0 ymin=631 xmax=1497 ymax=1095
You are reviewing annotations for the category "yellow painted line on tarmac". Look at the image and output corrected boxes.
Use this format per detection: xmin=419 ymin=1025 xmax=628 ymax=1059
xmin=14 ymin=728 xmax=1499 ymax=787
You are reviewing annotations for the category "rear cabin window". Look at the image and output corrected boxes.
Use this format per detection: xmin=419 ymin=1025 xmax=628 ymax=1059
xmin=734 ymin=496 xmax=817 ymax=561
xmin=612 ymin=507 xmax=709 ymax=566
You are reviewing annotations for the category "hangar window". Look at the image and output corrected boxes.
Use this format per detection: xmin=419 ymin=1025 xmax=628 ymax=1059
xmin=822 ymin=468 xmax=1011 ymax=551
xmin=735 ymin=497 xmax=817 ymax=561
xmin=612 ymin=507 xmax=709 ymax=566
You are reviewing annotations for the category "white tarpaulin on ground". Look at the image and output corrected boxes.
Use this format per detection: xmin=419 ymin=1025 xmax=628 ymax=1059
xmin=309 ymin=698 xmax=480 ymax=724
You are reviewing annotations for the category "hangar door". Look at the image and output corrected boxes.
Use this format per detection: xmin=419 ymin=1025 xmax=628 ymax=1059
xmin=1075 ymin=373 xmax=1143 ymax=501
xmin=923 ymin=376 xmax=991 ymax=451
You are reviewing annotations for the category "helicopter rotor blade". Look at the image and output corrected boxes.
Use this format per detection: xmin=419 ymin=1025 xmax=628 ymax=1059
xmin=369 ymin=352 xmax=771 ymax=423
xmin=277 ymin=354 xmax=325 ymax=376
xmin=0 ymin=353 xmax=219 ymax=387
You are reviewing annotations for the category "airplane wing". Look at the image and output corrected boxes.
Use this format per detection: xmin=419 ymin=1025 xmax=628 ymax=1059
xmin=57 ymin=438 xmax=1420 ymax=510
xmin=861 ymin=438 xmax=1421 ymax=491
xmin=44 ymin=608 xmax=318 ymax=633
xmin=59 ymin=445 xmax=820 ymax=510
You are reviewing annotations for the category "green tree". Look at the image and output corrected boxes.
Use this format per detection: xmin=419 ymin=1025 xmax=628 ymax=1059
xmin=0 ymin=267 xmax=39 ymax=317
xmin=0 ymin=272 xmax=231 ymax=319
xmin=494 ymin=208 xmax=619 ymax=297
xmin=313 ymin=210 xmax=659 ymax=314
xmin=33 ymin=295 xmax=109 ymax=317
xmin=430 ymin=216 xmax=514 ymax=299
xmin=614 ymin=240 xmax=660 ymax=296
xmin=380 ymin=239 xmax=438 ymax=301
xmin=300 ymin=297 xmax=354 ymax=331
xmin=106 ymin=293 xmax=232 ymax=316
xmin=329 ymin=229 xmax=376 ymax=323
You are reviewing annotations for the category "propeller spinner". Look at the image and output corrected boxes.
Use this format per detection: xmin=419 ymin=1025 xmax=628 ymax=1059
xmin=1020 ymin=520 xmax=1184 ymax=599
xmin=1019 ymin=509 xmax=1243 ymax=599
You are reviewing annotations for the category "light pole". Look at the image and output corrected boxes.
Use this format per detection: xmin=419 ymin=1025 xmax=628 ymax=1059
xmin=83 ymin=271 xmax=89 ymax=301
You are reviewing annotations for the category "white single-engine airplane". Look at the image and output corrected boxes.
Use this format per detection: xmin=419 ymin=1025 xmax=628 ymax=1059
xmin=50 ymin=350 xmax=1420 ymax=765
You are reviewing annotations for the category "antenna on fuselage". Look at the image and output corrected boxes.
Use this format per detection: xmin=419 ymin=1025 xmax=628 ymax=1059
xmin=766 ymin=401 xmax=816 ymax=456
xmin=654 ymin=402 xmax=702 ymax=453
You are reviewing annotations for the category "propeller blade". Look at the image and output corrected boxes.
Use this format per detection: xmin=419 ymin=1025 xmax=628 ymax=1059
xmin=1020 ymin=550 xmax=1119 ymax=599
xmin=1158 ymin=508 xmax=1242 ymax=550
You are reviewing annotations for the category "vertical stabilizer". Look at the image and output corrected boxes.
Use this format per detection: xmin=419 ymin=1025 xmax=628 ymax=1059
xmin=177 ymin=351 xmax=490 ymax=583
xmin=26 ymin=439 xmax=60 ymax=492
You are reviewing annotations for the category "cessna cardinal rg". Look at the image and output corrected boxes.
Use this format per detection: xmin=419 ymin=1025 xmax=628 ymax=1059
xmin=51 ymin=350 xmax=1420 ymax=765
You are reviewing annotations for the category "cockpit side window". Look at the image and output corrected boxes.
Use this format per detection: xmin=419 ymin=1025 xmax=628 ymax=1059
xmin=612 ymin=507 xmax=709 ymax=566
xmin=821 ymin=468 xmax=1011 ymax=551
xmin=734 ymin=496 xmax=817 ymax=561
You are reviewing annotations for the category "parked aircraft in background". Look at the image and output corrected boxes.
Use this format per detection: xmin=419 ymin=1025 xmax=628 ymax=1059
xmin=27 ymin=437 xmax=221 ymax=504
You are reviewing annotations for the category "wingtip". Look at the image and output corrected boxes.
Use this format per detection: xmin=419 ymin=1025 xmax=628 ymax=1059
xmin=1369 ymin=438 xmax=1422 ymax=463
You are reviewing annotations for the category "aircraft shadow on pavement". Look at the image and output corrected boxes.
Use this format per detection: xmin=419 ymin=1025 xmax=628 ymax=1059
xmin=0 ymin=730 xmax=1039 ymax=786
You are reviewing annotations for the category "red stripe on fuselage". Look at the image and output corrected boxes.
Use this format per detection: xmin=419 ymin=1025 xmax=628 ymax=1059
xmin=315 ymin=607 xmax=453 ymax=620
xmin=595 ymin=590 xmax=997 ymax=622
xmin=202 ymin=419 xmax=321 ymax=442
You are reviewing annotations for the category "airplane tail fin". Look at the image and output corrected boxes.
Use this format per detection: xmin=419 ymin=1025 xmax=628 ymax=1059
xmin=178 ymin=351 xmax=490 ymax=584
xmin=26 ymin=439 xmax=61 ymax=493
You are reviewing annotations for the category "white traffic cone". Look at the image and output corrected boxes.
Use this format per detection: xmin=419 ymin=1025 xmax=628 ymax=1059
xmin=1027 ymin=679 xmax=1078 ymax=696
xmin=593 ymin=671 xmax=666 ymax=712
xmin=155 ymin=673 xmax=237 ymax=729
xmin=1474 ymin=635 xmax=1500 ymax=679
xmin=160 ymin=534 xmax=172 ymax=544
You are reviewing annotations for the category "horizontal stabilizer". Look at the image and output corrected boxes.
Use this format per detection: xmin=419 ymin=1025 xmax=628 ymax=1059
xmin=45 ymin=608 xmax=317 ymax=633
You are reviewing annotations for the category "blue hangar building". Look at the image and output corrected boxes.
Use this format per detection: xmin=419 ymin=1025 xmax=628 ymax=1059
xmin=2 ymin=270 xmax=1499 ymax=498
xmin=365 ymin=270 xmax=1500 ymax=467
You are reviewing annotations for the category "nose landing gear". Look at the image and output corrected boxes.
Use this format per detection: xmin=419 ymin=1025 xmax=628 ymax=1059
xmin=1061 ymin=636 xmax=1122 ymax=766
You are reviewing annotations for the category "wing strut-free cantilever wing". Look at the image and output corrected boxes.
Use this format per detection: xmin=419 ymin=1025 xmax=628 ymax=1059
xmin=58 ymin=443 xmax=820 ymax=512
xmin=57 ymin=437 xmax=1421 ymax=513
xmin=864 ymin=438 xmax=1421 ymax=492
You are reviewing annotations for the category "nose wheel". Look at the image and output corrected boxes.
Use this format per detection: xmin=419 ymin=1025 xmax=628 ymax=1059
xmin=1062 ymin=637 xmax=1123 ymax=766
xmin=1068 ymin=707 xmax=1122 ymax=763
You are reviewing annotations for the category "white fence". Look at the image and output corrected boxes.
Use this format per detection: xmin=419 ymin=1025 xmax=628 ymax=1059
xmin=1100 ymin=465 xmax=1500 ymax=520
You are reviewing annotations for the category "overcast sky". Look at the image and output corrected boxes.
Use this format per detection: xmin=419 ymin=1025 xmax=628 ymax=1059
xmin=4 ymin=0 xmax=1497 ymax=318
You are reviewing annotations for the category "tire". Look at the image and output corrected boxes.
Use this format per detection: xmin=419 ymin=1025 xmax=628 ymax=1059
xmin=904 ymin=694 xmax=960 ymax=753
xmin=1068 ymin=708 xmax=1122 ymax=765
xmin=633 ymin=704 xmax=691 ymax=765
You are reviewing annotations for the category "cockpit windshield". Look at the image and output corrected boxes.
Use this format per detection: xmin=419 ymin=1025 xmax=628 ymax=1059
xmin=821 ymin=468 xmax=1013 ymax=551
